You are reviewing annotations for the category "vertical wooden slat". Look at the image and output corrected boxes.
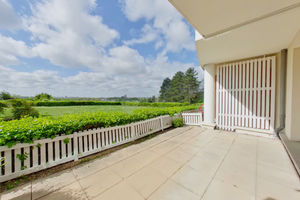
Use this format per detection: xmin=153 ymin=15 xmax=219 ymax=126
xmin=261 ymin=58 xmax=266 ymax=129
xmin=265 ymin=58 xmax=271 ymax=130
xmin=32 ymin=146 xmax=39 ymax=168
xmin=40 ymin=143 xmax=46 ymax=165
xmin=216 ymin=66 xmax=220 ymax=127
xmin=48 ymin=142 xmax=54 ymax=163
xmin=15 ymin=148 xmax=21 ymax=172
xmin=228 ymin=64 xmax=232 ymax=130
xmin=253 ymin=60 xmax=258 ymax=129
xmin=54 ymin=141 xmax=60 ymax=161
xmin=4 ymin=150 xmax=12 ymax=175
xmin=245 ymin=61 xmax=249 ymax=128
xmin=249 ymin=61 xmax=253 ymax=128
xmin=270 ymin=56 xmax=276 ymax=133
xmin=257 ymin=59 xmax=262 ymax=129
xmin=23 ymin=147 xmax=30 ymax=170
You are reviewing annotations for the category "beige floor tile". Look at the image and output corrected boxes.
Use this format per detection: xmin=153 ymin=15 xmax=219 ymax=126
xmin=132 ymin=150 xmax=160 ymax=166
xmin=165 ymin=148 xmax=194 ymax=164
xmin=32 ymin=169 xmax=77 ymax=199
xmin=171 ymin=165 xmax=212 ymax=196
xmin=187 ymin=154 xmax=221 ymax=177
xmin=110 ymin=156 xmax=145 ymax=178
xmin=126 ymin=166 xmax=168 ymax=198
xmin=148 ymin=179 xmax=199 ymax=200
xmin=94 ymin=181 xmax=144 ymax=200
xmin=149 ymin=156 xmax=182 ymax=178
xmin=257 ymin=163 xmax=300 ymax=189
xmin=78 ymin=168 xmax=122 ymax=199
xmin=72 ymin=158 xmax=108 ymax=179
xmin=0 ymin=183 xmax=31 ymax=200
xmin=202 ymin=179 xmax=255 ymax=200
xmin=38 ymin=181 xmax=87 ymax=200
xmin=256 ymin=178 xmax=300 ymax=200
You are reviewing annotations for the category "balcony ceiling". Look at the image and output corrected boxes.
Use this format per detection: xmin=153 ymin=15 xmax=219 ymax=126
xmin=169 ymin=0 xmax=300 ymax=66
xmin=169 ymin=0 xmax=300 ymax=38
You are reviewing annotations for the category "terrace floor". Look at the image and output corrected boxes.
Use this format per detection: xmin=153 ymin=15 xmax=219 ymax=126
xmin=1 ymin=126 xmax=300 ymax=200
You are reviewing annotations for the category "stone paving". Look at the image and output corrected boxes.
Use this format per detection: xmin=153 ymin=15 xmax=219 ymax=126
xmin=1 ymin=126 xmax=300 ymax=200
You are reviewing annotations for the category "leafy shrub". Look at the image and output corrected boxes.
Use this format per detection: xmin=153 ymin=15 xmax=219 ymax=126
xmin=11 ymin=100 xmax=39 ymax=120
xmin=0 ymin=101 xmax=7 ymax=114
xmin=172 ymin=118 xmax=183 ymax=127
xmin=34 ymin=101 xmax=121 ymax=106
xmin=0 ymin=92 xmax=13 ymax=100
xmin=0 ymin=104 xmax=198 ymax=147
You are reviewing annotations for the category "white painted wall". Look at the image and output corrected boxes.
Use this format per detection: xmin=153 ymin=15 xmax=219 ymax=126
xmin=286 ymin=29 xmax=300 ymax=141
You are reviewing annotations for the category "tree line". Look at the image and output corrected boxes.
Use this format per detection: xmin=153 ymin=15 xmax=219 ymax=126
xmin=159 ymin=67 xmax=203 ymax=103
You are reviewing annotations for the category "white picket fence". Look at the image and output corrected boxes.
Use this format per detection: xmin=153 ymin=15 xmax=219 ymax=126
xmin=182 ymin=112 xmax=203 ymax=126
xmin=0 ymin=115 xmax=178 ymax=183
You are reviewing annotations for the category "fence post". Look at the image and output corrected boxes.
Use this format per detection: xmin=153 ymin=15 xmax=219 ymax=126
xmin=73 ymin=132 xmax=79 ymax=161
xmin=131 ymin=124 xmax=136 ymax=139
xmin=160 ymin=116 xmax=164 ymax=131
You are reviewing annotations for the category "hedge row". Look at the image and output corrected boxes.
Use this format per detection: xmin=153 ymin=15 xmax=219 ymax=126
xmin=121 ymin=102 xmax=189 ymax=107
xmin=0 ymin=105 xmax=198 ymax=147
xmin=34 ymin=101 xmax=122 ymax=106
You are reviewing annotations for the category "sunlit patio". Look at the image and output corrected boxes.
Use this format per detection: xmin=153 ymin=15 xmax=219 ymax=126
xmin=1 ymin=126 xmax=300 ymax=200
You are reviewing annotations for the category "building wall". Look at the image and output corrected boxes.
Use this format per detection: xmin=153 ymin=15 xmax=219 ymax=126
xmin=286 ymin=29 xmax=300 ymax=141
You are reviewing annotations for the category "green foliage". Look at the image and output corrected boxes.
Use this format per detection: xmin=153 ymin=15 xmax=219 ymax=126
xmin=159 ymin=67 xmax=203 ymax=103
xmin=11 ymin=100 xmax=39 ymax=120
xmin=34 ymin=93 xmax=53 ymax=101
xmin=121 ymin=102 xmax=188 ymax=107
xmin=0 ymin=105 xmax=198 ymax=147
xmin=34 ymin=100 xmax=122 ymax=106
xmin=159 ymin=78 xmax=171 ymax=102
xmin=172 ymin=118 xmax=184 ymax=127
xmin=0 ymin=157 xmax=7 ymax=167
xmin=0 ymin=91 xmax=13 ymax=100
xmin=63 ymin=138 xmax=70 ymax=144
xmin=0 ymin=101 xmax=7 ymax=114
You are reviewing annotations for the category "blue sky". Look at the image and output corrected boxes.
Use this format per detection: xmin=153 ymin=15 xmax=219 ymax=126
xmin=0 ymin=0 xmax=201 ymax=97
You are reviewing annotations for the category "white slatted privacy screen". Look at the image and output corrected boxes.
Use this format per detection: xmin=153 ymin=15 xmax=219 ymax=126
xmin=216 ymin=56 xmax=276 ymax=133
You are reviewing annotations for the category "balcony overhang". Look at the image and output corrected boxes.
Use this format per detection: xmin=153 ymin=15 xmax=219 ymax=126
xmin=169 ymin=0 xmax=300 ymax=66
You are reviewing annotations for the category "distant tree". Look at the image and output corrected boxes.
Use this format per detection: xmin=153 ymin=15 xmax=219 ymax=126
xmin=168 ymin=71 xmax=186 ymax=102
xmin=184 ymin=68 xmax=200 ymax=103
xmin=34 ymin=93 xmax=53 ymax=101
xmin=147 ymin=96 xmax=156 ymax=103
xmin=11 ymin=99 xmax=39 ymax=120
xmin=0 ymin=91 xmax=13 ymax=100
xmin=158 ymin=67 xmax=203 ymax=103
xmin=159 ymin=78 xmax=171 ymax=102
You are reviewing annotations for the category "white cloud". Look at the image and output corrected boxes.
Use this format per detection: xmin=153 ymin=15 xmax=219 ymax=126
xmin=0 ymin=0 xmax=21 ymax=30
xmin=24 ymin=0 xmax=119 ymax=69
xmin=120 ymin=0 xmax=195 ymax=54
xmin=0 ymin=35 xmax=35 ymax=65
xmin=124 ymin=24 xmax=160 ymax=46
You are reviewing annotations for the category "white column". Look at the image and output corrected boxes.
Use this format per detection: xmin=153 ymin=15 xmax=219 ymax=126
xmin=203 ymin=64 xmax=216 ymax=128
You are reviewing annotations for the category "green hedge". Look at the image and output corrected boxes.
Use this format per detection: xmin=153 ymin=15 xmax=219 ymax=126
xmin=34 ymin=101 xmax=122 ymax=106
xmin=0 ymin=105 xmax=198 ymax=147
xmin=121 ymin=102 xmax=189 ymax=107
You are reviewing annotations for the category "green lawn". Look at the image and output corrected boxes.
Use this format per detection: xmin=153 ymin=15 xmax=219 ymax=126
xmin=1 ymin=105 xmax=148 ymax=118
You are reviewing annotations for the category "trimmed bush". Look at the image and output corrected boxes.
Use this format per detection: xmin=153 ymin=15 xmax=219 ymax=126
xmin=121 ymin=102 xmax=189 ymax=107
xmin=0 ymin=105 xmax=198 ymax=147
xmin=34 ymin=101 xmax=121 ymax=107
xmin=172 ymin=118 xmax=183 ymax=127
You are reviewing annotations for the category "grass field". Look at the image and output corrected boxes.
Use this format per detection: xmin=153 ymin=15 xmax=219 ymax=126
xmin=1 ymin=105 xmax=148 ymax=118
